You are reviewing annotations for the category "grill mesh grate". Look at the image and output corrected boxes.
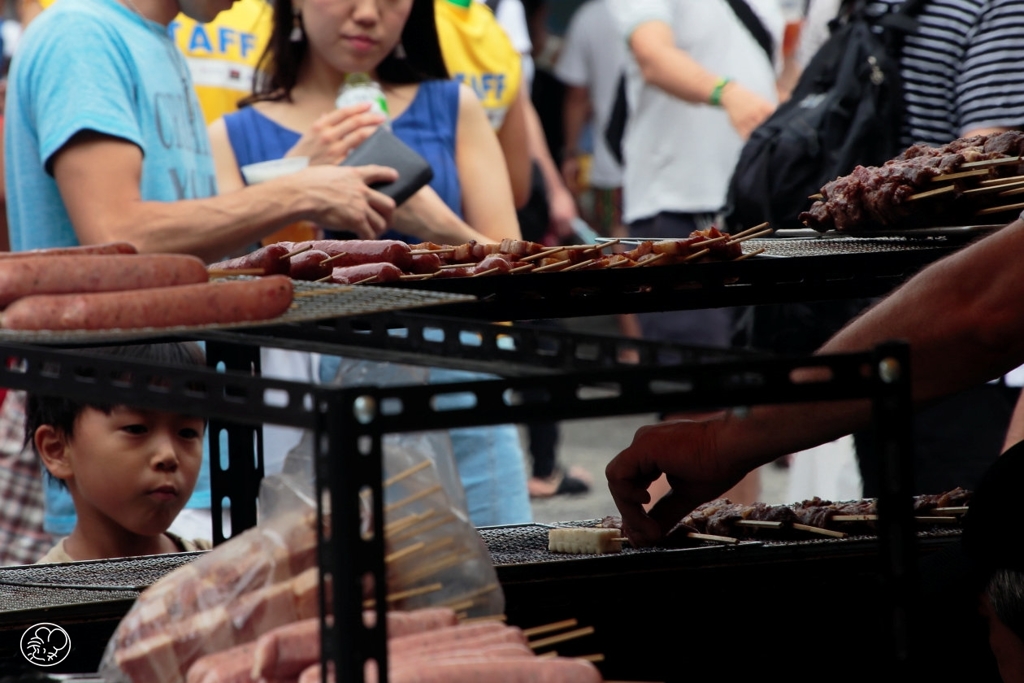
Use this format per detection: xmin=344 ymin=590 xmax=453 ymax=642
xmin=0 ymin=552 xmax=201 ymax=613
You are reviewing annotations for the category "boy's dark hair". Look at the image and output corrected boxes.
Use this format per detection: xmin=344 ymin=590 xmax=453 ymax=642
xmin=26 ymin=342 xmax=207 ymax=488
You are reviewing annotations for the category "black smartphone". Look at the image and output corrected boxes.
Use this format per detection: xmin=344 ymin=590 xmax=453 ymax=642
xmin=339 ymin=127 xmax=434 ymax=205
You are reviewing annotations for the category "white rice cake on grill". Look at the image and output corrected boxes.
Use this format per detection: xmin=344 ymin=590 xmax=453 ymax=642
xmin=548 ymin=527 xmax=624 ymax=554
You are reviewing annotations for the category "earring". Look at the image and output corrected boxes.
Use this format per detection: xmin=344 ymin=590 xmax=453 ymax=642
xmin=289 ymin=9 xmax=304 ymax=43
xmin=394 ymin=41 xmax=407 ymax=59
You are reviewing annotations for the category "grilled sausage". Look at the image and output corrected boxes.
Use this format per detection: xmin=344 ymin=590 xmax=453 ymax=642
xmin=288 ymin=250 xmax=333 ymax=281
xmin=0 ymin=254 xmax=209 ymax=307
xmin=1 ymin=276 xmax=294 ymax=331
xmin=329 ymin=262 xmax=403 ymax=285
xmin=0 ymin=242 xmax=138 ymax=258
xmin=391 ymin=658 xmax=603 ymax=683
xmin=208 ymin=244 xmax=292 ymax=276
xmin=283 ymin=240 xmax=413 ymax=270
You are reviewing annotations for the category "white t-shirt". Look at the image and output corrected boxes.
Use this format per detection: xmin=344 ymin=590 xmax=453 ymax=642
xmin=554 ymin=0 xmax=625 ymax=189
xmin=608 ymin=0 xmax=783 ymax=223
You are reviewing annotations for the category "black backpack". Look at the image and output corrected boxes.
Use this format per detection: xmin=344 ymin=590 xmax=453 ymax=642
xmin=724 ymin=0 xmax=927 ymax=231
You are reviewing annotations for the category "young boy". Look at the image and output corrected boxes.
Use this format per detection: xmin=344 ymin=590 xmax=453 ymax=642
xmin=28 ymin=343 xmax=212 ymax=563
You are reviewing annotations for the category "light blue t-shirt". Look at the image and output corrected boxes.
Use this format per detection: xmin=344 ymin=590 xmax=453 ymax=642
xmin=5 ymin=0 xmax=216 ymax=533
xmin=5 ymin=0 xmax=216 ymax=250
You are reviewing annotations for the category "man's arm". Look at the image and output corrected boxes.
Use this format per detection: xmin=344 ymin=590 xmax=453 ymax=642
xmin=628 ymin=21 xmax=774 ymax=140
xmin=52 ymin=132 xmax=398 ymax=262
xmin=497 ymin=90 xmax=533 ymax=209
xmin=608 ymin=219 xmax=1024 ymax=544
xmin=523 ymin=96 xmax=578 ymax=240
xmin=560 ymin=85 xmax=591 ymax=194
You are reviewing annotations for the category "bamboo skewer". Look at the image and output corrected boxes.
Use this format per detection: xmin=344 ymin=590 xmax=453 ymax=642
xmin=634 ymin=253 xmax=668 ymax=267
xmin=729 ymin=222 xmax=770 ymax=240
xmin=385 ymin=542 xmax=426 ymax=565
xmin=398 ymin=273 xmax=436 ymax=281
xmin=792 ymin=523 xmax=847 ymax=539
xmin=933 ymin=506 xmax=969 ymax=515
xmin=734 ymin=520 xmax=783 ymax=529
xmin=460 ymin=614 xmax=508 ymax=625
xmin=532 ymin=260 xmax=572 ymax=273
xmin=384 ymin=460 xmax=433 ymax=488
xmin=208 ymin=268 xmax=265 ymax=277
xmin=472 ymin=267 xmax=500 ymax=277
xmin=907 ymin=184 xmax=956 ymax=201
xmin=960 ymin=155 xmax=1022 ymax=169
xmin=522 ymin=619 xmax=579 ymax=638
xmin=280 ymin=244 xmax=313 ymax=260
xmin=980 ymin=173 xmax=1024 ymax=186
xmin=409 ymin=247 xmax=455 ymax=255
xmin=915 ymin=516 xmax=960 ymax=524
xmin=733 ymin=228 xmax=770 ymax=244
xmin=437 ymin=262 xmax=475 ymax=270
xmin=319 ymin=252 xmax=350 ymax=266
xmin=734 ymin=247 xmax=767 ymax=261
xmin=383 ymin=484 xmax=443 ymax=514
xmin=977 ymin=201 xmax=1024 ymax=216
xmin=687 ymin=532 xmax=739 ymax=545
xmin=447 ymin=599 xmax=475 ymax=614
xmin=384 ymin=509 xmax=435 ymax=537
xmin=528 ymin=626 xmax=596 ymax=650
xmin=439 ymin=582 xmax=500 ymax=608
xmin=960 ymin=180 xmax=1024 ymax=196
xmin=293 ymin=287 xmax=353 ymax=297
xmin=809 ymin=193 xmax=824 ymax=201
xmin=931 ymin=168 xmax=990 ymax=182
xmin=561 ymin=259 xmax=598 ymax=272
xmin=831 ymin=515 xmax=877 ymax=522
xmin=536 ymin=651 xmax=559 ymax=660
xmin=350 ymin=275 xmax=378 ymax=285
xmin=509 ymin=263 xmax=536 ymax=274
xmin=577 ymin=654 xmax=606 ymax=663
xmin=520 ymin=246 xmax=566 ymax=262
xmin=388 ymin=513 xmax=457 ymax=544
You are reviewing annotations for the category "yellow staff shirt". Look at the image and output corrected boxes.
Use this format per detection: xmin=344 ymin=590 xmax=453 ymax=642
xmin=435 ymin=0 xmax=521 ymax=131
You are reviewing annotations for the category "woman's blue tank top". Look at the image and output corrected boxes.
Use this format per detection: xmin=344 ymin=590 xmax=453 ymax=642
xmin=223 ymin=79 xmax=463 ymax=242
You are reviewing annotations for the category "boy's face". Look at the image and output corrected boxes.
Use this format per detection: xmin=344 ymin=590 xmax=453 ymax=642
xmin=61 ymin=406 xmax=205 ymax=538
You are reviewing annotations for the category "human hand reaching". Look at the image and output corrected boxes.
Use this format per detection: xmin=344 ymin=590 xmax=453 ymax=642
xmin=605 ymin=417 xmax=750 ymax=546
xmin=286 ymin=103 xmax=386 ymax=166
xmin=287 ymin=164 xmax=398 ymax=240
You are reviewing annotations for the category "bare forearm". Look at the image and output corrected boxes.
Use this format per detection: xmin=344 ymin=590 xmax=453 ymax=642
xmin=77 ymin=185 xmax=311 ymax=262
xmin=394 ymin=188 xmax=495 ymax=245
xmin=630 ymin=23 xmax=721 ymax=105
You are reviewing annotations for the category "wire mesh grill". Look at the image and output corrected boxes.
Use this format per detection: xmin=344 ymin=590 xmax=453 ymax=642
xmin=0 ymin=552 xmax=201 ymax=613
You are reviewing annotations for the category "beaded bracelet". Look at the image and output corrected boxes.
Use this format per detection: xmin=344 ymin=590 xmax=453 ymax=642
xmin=709 ymin=77 xmax=732 ymax=107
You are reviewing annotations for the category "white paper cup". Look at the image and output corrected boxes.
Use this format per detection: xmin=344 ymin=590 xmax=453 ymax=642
xmin=240 ymin=156 xmax=310 ymax=184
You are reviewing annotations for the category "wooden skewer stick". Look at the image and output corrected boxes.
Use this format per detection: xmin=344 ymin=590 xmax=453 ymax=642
xmin=734 ymin=520 xmax=783 ymax=529
xmin=436 ymin=583 xmax=500 ymax=609
xmin=388 ymin=513 xmax=456 ymax=545
xmin=399 ymin=273 xmax=436 ymax=281
xmin=384 ymin=582 xmax=444 ymax=605
xmin=520 ymin=247 xmax=566 ymax=263
xmin=509 ymin=263 xmax=536 ymax=274
xmin=385 ymin=542 xmax=426 ymax=565
xmin=727 ymin=228 xmax=774 ymax=245
xmin=437 ymin=262 xmax=476 ymax=270
xmin=980 ymin=173 xmax=1024 ymax=187
xmin=293 ymin=287 xmax=353 ymax=297
xmin=729 ymin=222 xmax=771 ymax=240
xmin=630 ymin=253 xmax=667 ymax=267
xmin=561 ymin=259 xmax=597 ymax=272
xmin=998 ymin=185 xmax=1024 ymax=198
xmin=977 ymin=201 xmax=1024 ymax=216
xmin=931 ymin=168 xmax=990 ymax=182
xmin=907 ymin=184 xmax=956 ymax=201
xmin=398 ymin=552 xmax=469 ymax=586
xmin=960 ymin=155 xmax=1023 ymax=169
xmin=678 ymin=249 xmax=709 ymax=264
xmin=831 ymin=514 xmax=878 ymax=522
xmin=383 ymin=484 xmax=444 ymax=514
xmin=447 ymin=599 xmax=475 ymax=614
xmin=315 ymin=274 xmax=333 ymax=283
xmin=207 ymin=268 xmax=265 ymax=277
xmin=522 ymin=619 xmax=579 ymax=638
xmin=350 ymin=275 xmax=379 ymax=286
xmin=280 ymin=244 xmax=313 ymax=260
xmin=529 ymin=626 xmax=596 ymax=650
xmin=533 ymin=259 xmax=572 ymax=273
xmin=734 ymin=247 xmax=767 ymax=261
xmin=409 ymin=247 xmax=456 ymax=255
xmin=472 ymin=267 xmax=501 ymax=277
xmin=384 ymin=509 xmax=434 ymax=537
xmin=792 ymin=523 xmax=847 ymax=539
xmin=961 ymin=180 xmax=1024 ymax=196
xmin=385 ymin=459 xmax=433 ymax=488
xmin=460 ymin=614 xmax=508 ymax=626
xmin=577 ymin=654 xmax=606 ymax=663
xmin=808 ymin=193 xmax=824 ymax=201
xmin=687 ymin=532 xmax=739 ymax=545
xmin=596 ymin=238 xmax=621 ymax=250
xmin=933 ymin=506 xmax=969 ymax=515
xmin=536 ymin=651 xmax=560 ymax=660
xmin=319 ymin=252 xmax=350 ymax=266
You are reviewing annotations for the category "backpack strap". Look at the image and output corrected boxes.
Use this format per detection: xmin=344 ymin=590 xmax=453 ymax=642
xmin=722 ymin=0 xmax=776 ymax=65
